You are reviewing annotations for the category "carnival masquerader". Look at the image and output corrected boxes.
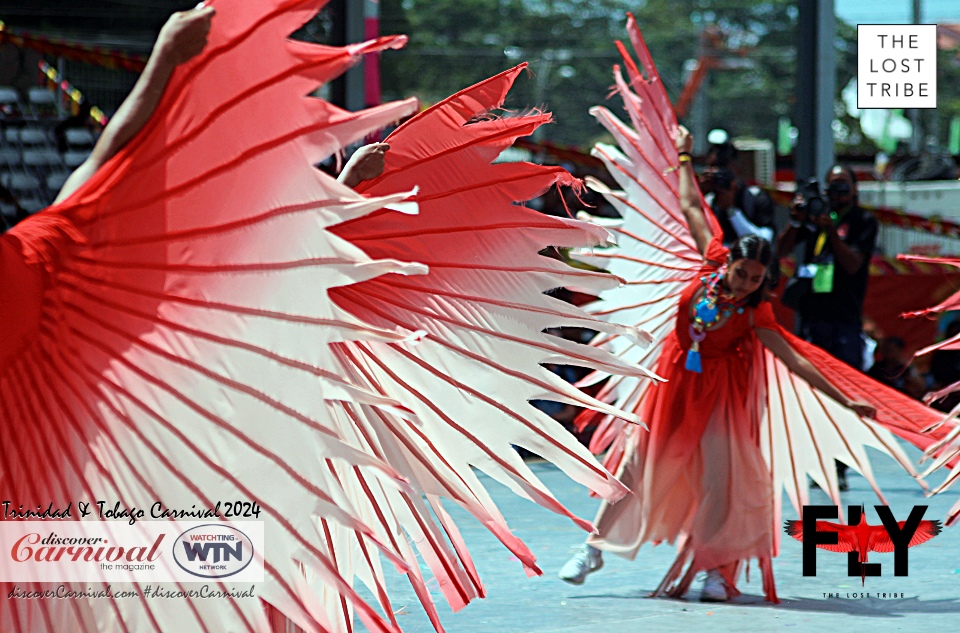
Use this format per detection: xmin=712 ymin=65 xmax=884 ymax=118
xmin=559 ymin=15 xmax=953 ymax=604
xmin=1 ymin=2 xmax=657 ymax=632
xmin=561 ymin=126 xmax=875 ymax=602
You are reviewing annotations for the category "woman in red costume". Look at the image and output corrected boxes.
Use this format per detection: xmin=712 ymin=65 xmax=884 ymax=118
xmin=560 ymin=15 xmax=952 ymax=605
xmin=561 ymin=126 xmax=875 ymax=602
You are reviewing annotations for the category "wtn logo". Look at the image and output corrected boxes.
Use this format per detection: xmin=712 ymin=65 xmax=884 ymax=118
xmin=173 ymin=524 xmax=255 ymax=579
xmin=784 ymin=505 xmax=941 ymax=585
xmin=181 ymin=540 xmax=243 ymax=564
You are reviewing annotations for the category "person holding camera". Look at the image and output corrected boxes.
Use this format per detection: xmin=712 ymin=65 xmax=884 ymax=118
xmin=777 ymin=165 xmax=878 ymax=489
xmin=778 ymin=166 xmax=877 ymax=366
xmin=699 ymin=138 xmax=776 ymax=246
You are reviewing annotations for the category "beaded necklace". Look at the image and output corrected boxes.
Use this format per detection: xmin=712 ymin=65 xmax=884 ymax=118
xmin=685 ymin=267 xmax=747 ymax=373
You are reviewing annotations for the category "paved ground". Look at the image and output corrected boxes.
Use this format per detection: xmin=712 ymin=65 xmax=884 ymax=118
xmin=359 ymin=443 xmax=960 ymax=632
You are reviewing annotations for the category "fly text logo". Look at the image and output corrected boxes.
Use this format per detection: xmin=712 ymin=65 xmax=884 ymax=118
xmin=785 ymin=505 xmax=940 ymax=585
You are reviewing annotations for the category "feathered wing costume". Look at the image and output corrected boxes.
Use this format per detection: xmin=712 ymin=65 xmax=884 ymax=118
xmin=0 ymin=2 xmax=656 ymax=632
xmin=575 ymin=14 xmax=952 ymax=602
xmin=898 ymin=254 xmax=960 ymax=525
xmin=305 ymin=65 xmax=661 ymax=632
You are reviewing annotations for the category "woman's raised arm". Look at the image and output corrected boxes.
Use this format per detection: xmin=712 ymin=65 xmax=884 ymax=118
xmin=54 ymin=6 xmax=214 ymax=204
xmin=675 ymin=125 xmax=712 ymax=259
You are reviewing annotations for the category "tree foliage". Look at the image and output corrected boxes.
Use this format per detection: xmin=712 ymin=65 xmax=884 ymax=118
xmin=381 ymin=0 xmax=641 ymax=147
xmin=379 ymin=0 xmax=957 ymax=154
xmin=380 ymin=0 xmax=803 ymax=148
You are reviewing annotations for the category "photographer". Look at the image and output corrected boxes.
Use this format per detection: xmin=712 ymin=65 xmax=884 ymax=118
xmin=777 ymin=165 xmax=878 ymax=489
xmin=867 ymin=336 xmax=926 ymax=400
xmin=698 ymin=138 xmax=775 ymax=246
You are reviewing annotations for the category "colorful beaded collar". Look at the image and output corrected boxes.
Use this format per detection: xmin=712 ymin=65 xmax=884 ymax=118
xmin=685 ymin=268 xmax=747 ymax=373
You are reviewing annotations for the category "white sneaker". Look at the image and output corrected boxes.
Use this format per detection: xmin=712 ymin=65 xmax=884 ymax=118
xmin=700 ymin=569 xmax=728 ymax=602
xmin=558 ymin=545 xmax=603 ymax=585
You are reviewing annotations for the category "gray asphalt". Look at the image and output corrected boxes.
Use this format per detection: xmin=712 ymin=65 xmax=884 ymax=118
xmin=359 ymin=443 xmax=960 ymax=632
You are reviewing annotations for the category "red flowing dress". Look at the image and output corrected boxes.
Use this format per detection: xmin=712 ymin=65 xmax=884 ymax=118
xmin=588 ymin=241 xmax=779 ymax=602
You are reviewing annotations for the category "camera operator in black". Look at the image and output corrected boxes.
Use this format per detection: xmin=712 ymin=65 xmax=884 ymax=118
xmin=777 ymin=165 xmax=878 ymax=489
xmin=698 ymin=139 xmax=776 ymax=246
xmin=779 ymin=165 xmax=877 ymax=363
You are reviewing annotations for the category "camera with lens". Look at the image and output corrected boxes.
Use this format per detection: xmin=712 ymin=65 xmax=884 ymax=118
xmin=795 ymin=178 xmax=828 ymax=218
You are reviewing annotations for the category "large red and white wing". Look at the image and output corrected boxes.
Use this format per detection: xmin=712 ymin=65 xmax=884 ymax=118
xmin=1 ymin=1 xmax=426 ymax=631
xmin=315 ymin=65 xmax=659 ymax=631
xmin=573 ymin=15 xmax=725 ymax=474
xmin=1 ymin=3 xmax=654 ymax=632
xmin=758 ymin=345 xmax=926 ymax=533
xmin=896 ymin=254 xmax=960 ymax=523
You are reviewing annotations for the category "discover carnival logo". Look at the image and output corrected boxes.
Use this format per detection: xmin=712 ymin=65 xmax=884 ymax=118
xmin=173 ymin=524 xmax=255 ymax=579
xmin=0 ymin=521 xmax=263 ymax=583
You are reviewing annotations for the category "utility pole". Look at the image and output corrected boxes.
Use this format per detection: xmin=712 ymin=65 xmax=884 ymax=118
xmin=363 ymin=0 xmax=380 ymax=108
xmin=909 ymin=0 xmax=922 ymax=152
xmin=328 ymin=0 xmax=365 ymax=111
xmin=795 ymin=0 xmax=836 ymax=182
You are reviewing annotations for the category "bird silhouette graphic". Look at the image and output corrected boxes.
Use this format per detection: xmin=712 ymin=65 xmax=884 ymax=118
xmin=785 ymin=509 xmax=941 ymax=585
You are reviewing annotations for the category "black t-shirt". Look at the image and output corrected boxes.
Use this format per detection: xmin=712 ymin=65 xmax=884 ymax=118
xmin=794 ymin=205 xmax=878 ymax=324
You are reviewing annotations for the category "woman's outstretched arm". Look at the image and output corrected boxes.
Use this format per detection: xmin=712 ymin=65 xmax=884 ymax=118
xmin=756 ymin=326 xmax=877 ymax=418
xmin=675 ymin=125 xmax=712 ymax=259
xmin=54 ymin=6 xmax=214 ymax=204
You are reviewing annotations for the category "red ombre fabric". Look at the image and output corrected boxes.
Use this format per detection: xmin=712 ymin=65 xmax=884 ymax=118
xmin=0 ymin=2 xmax=659 ymax=632
xmin=575 ymin=13 xmax=952 ymax=603
xmin=313 ymin=65 xmax=660 ymax=630
xmin=896 ymin=257 xmax=960 ymax=524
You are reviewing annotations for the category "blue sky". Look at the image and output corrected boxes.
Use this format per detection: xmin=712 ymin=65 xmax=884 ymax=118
xmin=837 ymin=0 xmax=960 ymax=25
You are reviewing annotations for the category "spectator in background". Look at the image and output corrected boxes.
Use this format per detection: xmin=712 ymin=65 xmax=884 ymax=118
xmin=698 ymin=134 xmax=775 ymax=246
xmin=867 ymin=336 xmax=926 ymax=400
xmin=861 ymin=316 xmax=881 ymax=373
xmin=778 ymin=166 xmax=877 ymax=367
xmin=777 ymin=164 xmax=879 ymax=490
xmin=929 ymin=320 xmax=960 ymax=413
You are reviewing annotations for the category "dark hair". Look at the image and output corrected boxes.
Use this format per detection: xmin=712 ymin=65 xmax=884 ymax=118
xmin=708 ymin=141 xmax=738 ymax=168
xmin=825 ymin=164 xmax=859 ymax=205
xmin=825 ymin=163 xmax=858 ymax=185
xmin=728 ymin=234 xmax=772 ymax=307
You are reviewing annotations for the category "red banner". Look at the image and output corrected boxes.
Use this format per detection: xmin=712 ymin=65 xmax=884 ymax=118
xmin=766 ymin=186 xmax=960 ymax=238
xmin=0 ymin=22 xmax=146 ymax=73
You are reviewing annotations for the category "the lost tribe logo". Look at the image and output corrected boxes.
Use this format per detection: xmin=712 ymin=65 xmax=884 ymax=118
xmin=857 ymin=25 xmax=937 ymax=109
xmin=784 ymin=505 xmax=941 ymax=585
xmin=173 ymin=524 xmax=255 ymax=579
